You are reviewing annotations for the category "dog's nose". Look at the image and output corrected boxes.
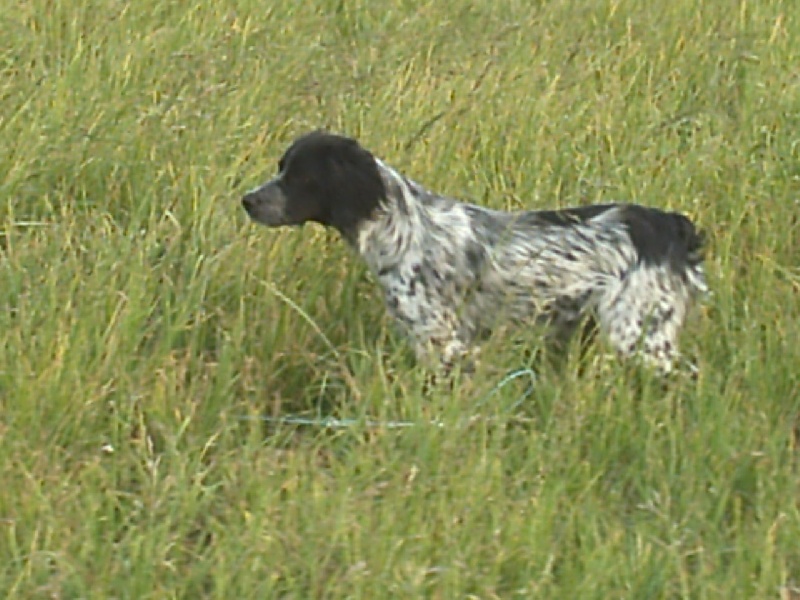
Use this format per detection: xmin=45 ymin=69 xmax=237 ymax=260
xmin=242 ymin=192 xmax=257 ymax=211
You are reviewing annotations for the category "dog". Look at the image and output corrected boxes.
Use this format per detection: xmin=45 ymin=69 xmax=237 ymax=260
xmin=242 ymin=131 xmax=707 ymax=375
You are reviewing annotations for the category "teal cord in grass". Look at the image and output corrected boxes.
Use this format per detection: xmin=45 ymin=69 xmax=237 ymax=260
xmin=238 ymin=368 xmax=537 ymax=429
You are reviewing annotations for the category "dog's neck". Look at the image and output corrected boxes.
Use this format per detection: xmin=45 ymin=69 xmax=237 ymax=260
xmin=353 ymin=160 xmax=439 ymax=274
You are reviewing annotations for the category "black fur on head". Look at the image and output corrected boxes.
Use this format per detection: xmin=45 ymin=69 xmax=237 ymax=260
xmin=242 ymin=131 xmax=387 ymax=241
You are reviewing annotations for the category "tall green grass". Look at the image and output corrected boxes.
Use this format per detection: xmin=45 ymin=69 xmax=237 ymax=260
xmin=1 ymin=0 xmax=799 ymax=597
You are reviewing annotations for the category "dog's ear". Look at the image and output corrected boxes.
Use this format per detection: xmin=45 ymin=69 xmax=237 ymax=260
xmin=312 ymin=135 xmax=386 ymax=239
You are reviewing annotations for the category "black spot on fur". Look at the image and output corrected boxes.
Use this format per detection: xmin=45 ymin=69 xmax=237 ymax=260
xmin=532 ymin=204 xmax=619 ymax=226
xmin=620 ymin=205 xmax=705 ymax=269
xmin=387 ymin=294 xmax=400 ymax=312
xmin=517 ymin=203 xmax=704 ymax=272
xmin=465 ymin=243 xmax=486 ymax=272
xmin=409 ymin=265 xmax=423 ymax=295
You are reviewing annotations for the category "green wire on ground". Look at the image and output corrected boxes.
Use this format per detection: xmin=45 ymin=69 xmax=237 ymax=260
xmin=239 ymin=368 xmax=537 ymax=429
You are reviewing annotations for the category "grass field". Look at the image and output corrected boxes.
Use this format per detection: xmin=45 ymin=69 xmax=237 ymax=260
xmin=2 ymin=0 xmax=799 ymax=597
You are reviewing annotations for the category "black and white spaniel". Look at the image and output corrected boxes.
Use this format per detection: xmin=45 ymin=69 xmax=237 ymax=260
xmin=243 ymin=131 xmax=707 ymax=375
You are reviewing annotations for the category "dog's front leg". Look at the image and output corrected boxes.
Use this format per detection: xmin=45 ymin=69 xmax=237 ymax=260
xmin=409 ymin=332 xmax=479 ymax=374
xmin=382 ymin=282 xmax=478 ymax=373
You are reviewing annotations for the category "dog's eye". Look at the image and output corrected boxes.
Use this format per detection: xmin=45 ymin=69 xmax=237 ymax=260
xmin=284 ymin=171 xmax=314 ymax=186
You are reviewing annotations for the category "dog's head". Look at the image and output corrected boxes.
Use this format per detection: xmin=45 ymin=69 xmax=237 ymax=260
xmin=242 ymin=131 xmax=386 ymax=240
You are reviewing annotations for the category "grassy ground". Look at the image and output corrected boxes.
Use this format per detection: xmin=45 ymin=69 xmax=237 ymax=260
xmin=2 ymin=0 xmax=799 ymax=597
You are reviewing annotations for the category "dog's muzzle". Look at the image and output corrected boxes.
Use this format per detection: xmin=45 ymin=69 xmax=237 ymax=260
xmin=242 ymin=181 xmax=289 ymax=226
